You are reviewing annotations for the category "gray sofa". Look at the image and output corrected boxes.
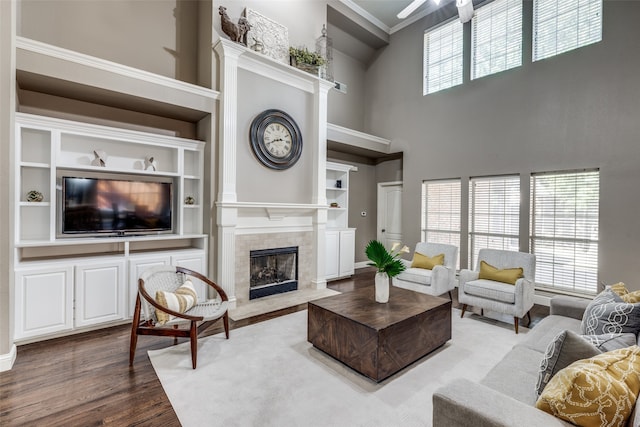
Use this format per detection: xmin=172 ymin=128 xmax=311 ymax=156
xmin=432 ymin=296 xmax=639 ymax=427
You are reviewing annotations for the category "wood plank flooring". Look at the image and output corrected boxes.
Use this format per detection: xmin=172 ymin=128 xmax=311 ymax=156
xmin=0 ymin=268 xmax=549 ymax=426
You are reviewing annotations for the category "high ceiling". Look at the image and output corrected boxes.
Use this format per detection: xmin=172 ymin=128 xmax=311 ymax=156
xmin=351 ymin=0 xmax=455 ymax=31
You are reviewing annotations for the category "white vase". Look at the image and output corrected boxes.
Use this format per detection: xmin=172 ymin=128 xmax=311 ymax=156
xmin=375 ymin=272 xmax=390 ymax=303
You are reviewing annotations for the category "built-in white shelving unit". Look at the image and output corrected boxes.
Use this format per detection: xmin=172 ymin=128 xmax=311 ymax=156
xmin=325 ymin=161 xmax=356 ymax=280
xmin=14 ymin=113 xmax=208 ymax=343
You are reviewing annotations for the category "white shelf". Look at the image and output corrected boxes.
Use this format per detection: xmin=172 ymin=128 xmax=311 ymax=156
xmin=20 ymin=162 xmax=50 ymax=169
xmin=19 ymin=202 xmax=50 ymax=207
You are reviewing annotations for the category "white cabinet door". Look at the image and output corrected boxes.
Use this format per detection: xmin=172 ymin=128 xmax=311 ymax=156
xmin=127 ymin=255 xmax=171 ymax=318
xmin=339 ymin=229 xmax=356 ymax=277
xmin=74 ymin=259 xmax=126 ymax=328
xmin=15 ymin=266 xmax=74 ymax=340
xmin=171 ymin=251 xmax=208 ymax=301
xmin=325 ymin=230 xmax=340 ymax=279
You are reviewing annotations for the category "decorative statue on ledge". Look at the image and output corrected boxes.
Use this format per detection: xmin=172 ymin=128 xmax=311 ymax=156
xmin=219 ymin=6 xmax=251 ymax=46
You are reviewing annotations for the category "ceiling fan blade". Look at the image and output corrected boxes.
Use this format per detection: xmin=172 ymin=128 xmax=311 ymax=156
xmin=397 ymin=0 xmax=428 ymax=19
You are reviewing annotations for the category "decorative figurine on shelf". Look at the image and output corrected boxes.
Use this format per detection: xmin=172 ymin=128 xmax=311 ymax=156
xmin=91 ymin=150 xmax=107 ymax=167
xmin=251 ymin=37 xmax=264 ymax=53
xmin=330 ymin=202 xmax=339 ymax=208
xmin=219 ymin=6 xmax=251 ymax=46
xmin=336 ymin=180 xmax=342 ymax=188
xmin=185 ymin=196 xmax=195 ymax=205
xmin=144 ymin=156 xmax=157 ymax=171
xmin=26 ymin=190 xmax=44 ymax=203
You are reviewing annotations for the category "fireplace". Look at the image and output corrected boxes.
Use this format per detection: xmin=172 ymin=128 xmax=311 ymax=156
xmin=249 ymin=246 xmax=298 ymax=300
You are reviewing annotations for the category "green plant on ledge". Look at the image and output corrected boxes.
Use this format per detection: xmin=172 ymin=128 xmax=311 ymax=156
xmin=365 ymin=240 xmax=409 ymax=278
xmin=289 ymin=46 xmax=326 ymax=66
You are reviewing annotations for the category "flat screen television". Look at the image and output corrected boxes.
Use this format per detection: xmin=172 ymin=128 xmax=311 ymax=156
xmin=58 ymin=173 xmax=173 ymax=237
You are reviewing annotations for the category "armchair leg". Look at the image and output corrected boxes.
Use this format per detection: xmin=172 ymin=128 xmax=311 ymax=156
xmin=223 ymin=312 xmax=230 ymax=339
xmin=190 ymin=322 xmax=198 ymax=369
xmin=129 ymin=296 xmax=141 ymax=366
xmin=514 ymin=317 xmax=519 ymax=334
xmin=525 ymin=310 xmax=532 ymax=326
xmin=460 ymin=304 xmax=467 ymax=318
xmin=448 ymin=290 xmax=453 ymax=301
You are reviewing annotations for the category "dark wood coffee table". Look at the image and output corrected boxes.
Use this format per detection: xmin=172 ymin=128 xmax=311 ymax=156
xmin=308 ymin=285 xmax=451 ymax=382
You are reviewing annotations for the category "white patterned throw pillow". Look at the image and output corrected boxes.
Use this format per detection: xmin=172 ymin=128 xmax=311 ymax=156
xmin=581 ymin=288 xmax=640 ymax=336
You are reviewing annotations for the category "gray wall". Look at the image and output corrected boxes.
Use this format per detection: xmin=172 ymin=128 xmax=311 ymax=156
xmin=18 ymin=0 xmax=200 ymax=83
xmin=236 ymin=69 xmax=314 ymax=203
xmin=328 ymin=49 xmax=366 ymax=130
xmin=364 ymin=1 xmax=640 ymax=289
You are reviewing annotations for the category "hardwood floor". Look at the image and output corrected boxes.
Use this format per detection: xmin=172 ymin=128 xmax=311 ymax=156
xmin=0 ymin=268 xmax=549 ymax=426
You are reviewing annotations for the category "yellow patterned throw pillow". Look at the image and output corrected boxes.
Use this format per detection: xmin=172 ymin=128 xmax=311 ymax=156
xmin=155 ymin=280 xmax=198 ymax=325
xmin=536 ymin=346 xmax=640 ymax=427
xmin=478 ymin=261 xmax=524 ymax=285
xmin=608 ymin=282 xmax=640 ymax=304
xmin=411 ymin=252 xmax=444 ymax=270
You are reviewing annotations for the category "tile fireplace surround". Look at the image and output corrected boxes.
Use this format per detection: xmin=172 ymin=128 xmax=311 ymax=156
xmin=235 ymin=231 xmax=314 ymax=306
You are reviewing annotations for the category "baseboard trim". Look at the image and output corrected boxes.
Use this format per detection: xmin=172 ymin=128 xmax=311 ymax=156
xmin=0 ymin=344 xmax=17 ymax=372
xmin=354 ymin=261 xmax=370 ymax=269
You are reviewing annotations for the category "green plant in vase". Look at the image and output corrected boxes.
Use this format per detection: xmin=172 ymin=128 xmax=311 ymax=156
xmin=365 ymin=240 xmax=409 ymax=303
xmin=289 ymin=46 xmax=325 ymax=75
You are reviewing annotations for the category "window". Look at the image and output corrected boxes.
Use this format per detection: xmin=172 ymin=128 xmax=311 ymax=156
xmin=472 ymin=0 xmax=523 ymax=80
xmin=422 ymin=180 xmax=461 ymax=268
xmin=530 ymin=170 xmax=599 ymax=294
xmin=423 ymin=20 xmax=464 ymax=95
xmin=533 ymin=0 xmax=602 ymax=62
xmin=469 ymin=175 xmax=520 ymax=269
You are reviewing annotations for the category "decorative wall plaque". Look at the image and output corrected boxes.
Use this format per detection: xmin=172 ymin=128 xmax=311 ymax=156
xmin=244 ymin=8 xmax=289 ymax=64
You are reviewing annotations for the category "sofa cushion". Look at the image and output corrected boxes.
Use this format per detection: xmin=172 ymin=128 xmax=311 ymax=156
xmin=464 ymin=279 xmax=516 ymax=304
xmin=519 ymin=315 xmax=583 ymax=354
xmin=582 ymin=333 xmax=637 ymax=352
xmin=395 ymin=267 xmax=432 ymax=285
xmin=481 ymin=345 xmax=543 ymax=405
xmin=411 ymin=252 xmax=444 ymax=270
xmin=536 ymin=346 xmax=640 ymax=427
xmin=478 ymin=260 xmax=524 ymax=285
xmin=581 ymin=288 xmax=640 ymax=335
xmin=535 ymin=330 xmax=601 ymax=396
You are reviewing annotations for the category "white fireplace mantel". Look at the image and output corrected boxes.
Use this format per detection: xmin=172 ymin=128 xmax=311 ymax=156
xmin=213 ymin=39 xmax=334 ymax=309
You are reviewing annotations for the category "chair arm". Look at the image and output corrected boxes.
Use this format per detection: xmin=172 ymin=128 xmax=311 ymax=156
xmin=179 ymin=267 xmax=229 ymax=301
xmin=458 ymin=269 xmax=479 ymax=288
xmin=433 ymin=379 xmax=570 ymax=427
xmin=430 ymin=265 xmax=455 ymax=294
xmin=550 ymin=295 xmax=591 ymax=320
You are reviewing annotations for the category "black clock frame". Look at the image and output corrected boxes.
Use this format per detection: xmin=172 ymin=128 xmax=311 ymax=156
xmin=249 ymin=109 xmax=303 ymax=170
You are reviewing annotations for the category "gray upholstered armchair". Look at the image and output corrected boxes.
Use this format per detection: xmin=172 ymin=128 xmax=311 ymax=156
xmin=392 ymin=242 xmax=458 ymax=299
xmin=458 ymin=249 xmax=536 ymax=333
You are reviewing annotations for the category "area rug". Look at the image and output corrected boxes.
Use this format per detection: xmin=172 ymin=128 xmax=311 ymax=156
xmin=149 ymin=308 xmax=528 ymax=427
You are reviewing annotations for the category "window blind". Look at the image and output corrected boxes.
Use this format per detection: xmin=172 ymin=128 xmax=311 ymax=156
xmin=533 ymin=0 xmax=602 ymax=62
xmin=469 ymin=175 xmax=520 ymax=269
xmin=530 ymin=170 xmax=599 ymax=294
xmin=471 ymin=0 xmax=523 ymax=80
xmin=423 ymin=20 xmax=464 ymax=95
xmin=422 ymin=180 xmax=461 ymax=268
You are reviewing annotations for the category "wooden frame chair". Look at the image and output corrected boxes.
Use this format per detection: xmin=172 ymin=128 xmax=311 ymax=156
xmin=129 ymin=265 xmax=229 ymax=369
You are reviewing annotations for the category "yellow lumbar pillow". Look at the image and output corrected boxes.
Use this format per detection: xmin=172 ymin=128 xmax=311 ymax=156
xmin=478 ymin=260 xmax=524 ymax=285
xmin=536 ymin=346 xmax=640 ymax=427
xmin=608 ymin=282 xmax=640 ymax=303
xmin=411 ymin=252 xmax=444 ymax=270
xmin=155 ymin=279 xmax=197 ymax=325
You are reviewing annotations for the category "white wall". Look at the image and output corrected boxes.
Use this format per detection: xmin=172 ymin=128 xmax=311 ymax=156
xmin=328 ymin=49 xmax=366 ymax=131
xmin=364 ymin=1 xmax=640 ymax=289
xmin=1 ymin=0 xmax=16 ymax=366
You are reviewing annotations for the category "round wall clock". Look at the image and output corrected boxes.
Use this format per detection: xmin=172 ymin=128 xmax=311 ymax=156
xmin=249 ymin=109 xmax=303 ymax=170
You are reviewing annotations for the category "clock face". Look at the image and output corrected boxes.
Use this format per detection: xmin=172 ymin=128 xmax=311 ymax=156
xmin=264 ymin=123 xmax=293 ymax=158
xmin=249 ymin=109 xmax=303 ymax=170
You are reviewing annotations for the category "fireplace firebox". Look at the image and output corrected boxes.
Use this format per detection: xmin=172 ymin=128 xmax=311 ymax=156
xmin=249 ymin=246 xmax=298 ymax=300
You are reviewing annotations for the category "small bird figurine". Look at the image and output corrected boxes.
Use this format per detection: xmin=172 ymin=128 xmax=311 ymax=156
xmin=144 ymin=156 xmax=157 ymax=171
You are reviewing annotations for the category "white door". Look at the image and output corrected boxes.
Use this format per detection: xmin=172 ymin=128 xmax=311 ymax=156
xmin=172 ymin=251 xmax=208 ymax=302
xmin=325 ymin=230 xmax=340 ymax=279
xmin=127 ymin=255 xmax=171 ymax=318
xmin=75 ymin=259 xmax=126 ymax=327
xmin=377 ymin=182 xmax=403 ymax=249
xmin=15 ymin=265 xmax=74 ymax=340
xmin=338 ymin=229 xmax=356 ymax=277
